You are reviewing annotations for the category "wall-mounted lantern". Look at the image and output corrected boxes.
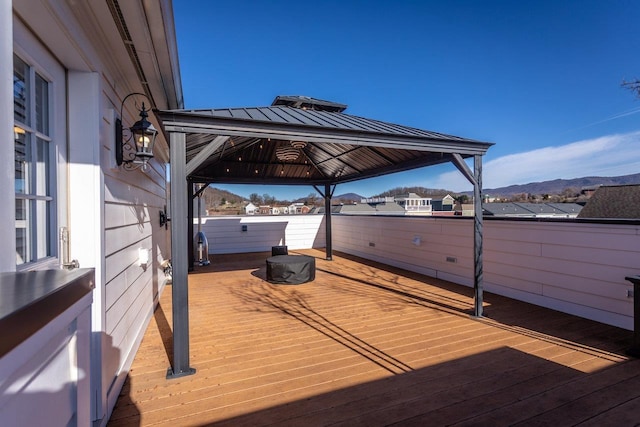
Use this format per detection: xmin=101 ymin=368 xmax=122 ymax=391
xmin=115 ymin=93 xmax=158 ymax=171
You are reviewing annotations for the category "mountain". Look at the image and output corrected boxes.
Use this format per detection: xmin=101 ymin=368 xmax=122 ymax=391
xmin=202 ymin=186 xmax=245 ymax=205
xmin=373 ymin=186 xmax=455 ymax=198
xmin=332 ymin=193 xmax=364 ymax=203
xmin=482 ymin=173 xmax=640 ymax=197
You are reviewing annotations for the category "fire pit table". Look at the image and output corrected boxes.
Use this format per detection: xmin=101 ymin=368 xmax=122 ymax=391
xmin=266 ymin=255 xmax=316 ymax=285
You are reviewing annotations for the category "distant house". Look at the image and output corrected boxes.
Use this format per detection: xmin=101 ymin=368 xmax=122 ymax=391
xmin=288 ymin=202 xmax=310 ymax=214
xmin=394 ymin=193 xmax=433 ymax=215
xmin=245 ymin=202 xmax=257 ymax=215
xmin=357 ymin=194 xmax=432 ymax=216
xmin=577 ymin=184 xmax=640 ymax=219
xmin=258 ymin=205 xmax=272 ymax=215
xmin=432 ymin=194 xmax=455 ymax=212
xmin=484 ymin=202 xmax=583 ymax=218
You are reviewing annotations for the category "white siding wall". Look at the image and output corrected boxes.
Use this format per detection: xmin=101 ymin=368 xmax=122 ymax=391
xmin=332 ymin=216 xmax=640 ymax=331
xmin=102 ymin=130 xmax=169 ymax=414
xmin=199 ymin=215 xmax=325 ymax=254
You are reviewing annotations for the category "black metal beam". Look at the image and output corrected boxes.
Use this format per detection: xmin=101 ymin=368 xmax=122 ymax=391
xmin=158 ymin=114 xmax=493 ymax=155
xmin=451 ymin=153 xmax=484 ymax=317
xmin=473 ymin=155 xmax=484 ymax=317
xmin=167 ymin=131 xmax=196 ymax=379
xmin=312 ymin=184 xmax=334 ymax=261
xmin=187 ymin=180 xmax=194 ymax=271
xmin=324 ymin=183 xmax=333 ymax=261
xmin=624 ymin=275 xmax=640 ymax=357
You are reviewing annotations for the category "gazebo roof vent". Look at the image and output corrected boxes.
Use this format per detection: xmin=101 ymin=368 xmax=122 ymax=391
xmin=271 ymin=95 xmax=347 ymax=113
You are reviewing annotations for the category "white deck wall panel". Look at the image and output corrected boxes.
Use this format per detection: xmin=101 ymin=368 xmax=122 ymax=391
xmin=331 ymin=216 xmax=640 ymax=330
xmin=200 ymin=215 xmax=325 ymax=254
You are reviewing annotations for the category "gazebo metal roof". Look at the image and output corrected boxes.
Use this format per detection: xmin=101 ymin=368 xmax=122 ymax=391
xmin=155 ymin=96 xmax=492 ymax=379
xmin=156 ymin=102 xmax=492 ymax=186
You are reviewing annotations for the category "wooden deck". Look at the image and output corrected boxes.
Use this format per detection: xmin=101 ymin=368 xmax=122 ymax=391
xmin=108 ymin=249 xmax=640 ymax=426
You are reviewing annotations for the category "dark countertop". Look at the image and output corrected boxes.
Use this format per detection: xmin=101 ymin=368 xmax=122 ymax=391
xmin=0 ymin=268 xmax=94 ymax=358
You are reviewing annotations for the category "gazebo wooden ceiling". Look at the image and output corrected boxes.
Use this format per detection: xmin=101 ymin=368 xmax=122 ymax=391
xmin=154 ymin=96 xmax=494 ymax=379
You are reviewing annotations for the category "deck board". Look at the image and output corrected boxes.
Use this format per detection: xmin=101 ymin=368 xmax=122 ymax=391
xmin=108 ymin=249 xmax=639 ymax=426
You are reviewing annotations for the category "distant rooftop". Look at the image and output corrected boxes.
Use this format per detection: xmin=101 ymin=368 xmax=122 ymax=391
xmin=577 ymin=184 xmax=640 ymax=219
xmin=271 ymin=95 xmax=348 ymax=113
xmin=483 ymin=202 xmax=583 ymax=218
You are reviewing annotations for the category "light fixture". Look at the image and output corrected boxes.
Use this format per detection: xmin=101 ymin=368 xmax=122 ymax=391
xmin=275 ymin=145 xmax=300 ymax=161
xmin=290 ymin=140 xmax=307 ymax=149
xmin=115 ymin=92 xmax=158 ymax=172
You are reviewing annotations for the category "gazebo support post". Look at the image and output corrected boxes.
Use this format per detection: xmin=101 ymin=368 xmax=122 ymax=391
xmin=451 ymin=153 xmax=484 ymax=318
xmin=167 ymin=131 xmax=196 ymax=379
xmin=473 ymin=154 xmax=484 ymax=317
xmin=187 ymin=180 xmax=194 ymax=271
xmin=324 ymin=183 xmax=333 ymax=261
xmin=313 ymin=184 xmax=335 ymax=261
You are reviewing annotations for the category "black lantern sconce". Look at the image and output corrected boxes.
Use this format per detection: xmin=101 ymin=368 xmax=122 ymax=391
xmin=115 ymin=93 xmax=158 ymax=172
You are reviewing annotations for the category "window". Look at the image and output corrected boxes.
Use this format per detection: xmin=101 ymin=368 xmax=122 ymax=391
xmin=14 ymin=54 xmax=54 ymax=266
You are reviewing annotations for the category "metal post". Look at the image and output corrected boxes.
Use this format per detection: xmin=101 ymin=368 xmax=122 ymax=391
xmin=168 ymin=131 xmax=196 ymax=379
xmin=625 ymin=276 xmax=640 ymax=356
xmin=324 ymin=183 xmax=333 ymax=261
xmin=473 ymin=154 xmax=484 ymax=317
xmin=187 ymin=181 xmax=194 ymax=271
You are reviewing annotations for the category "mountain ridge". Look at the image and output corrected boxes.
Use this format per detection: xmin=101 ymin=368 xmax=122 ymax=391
xmin=481 ymin=173 xmax=640 ymax=197
xmin=202 ymin=173 xmax=640 ymax=206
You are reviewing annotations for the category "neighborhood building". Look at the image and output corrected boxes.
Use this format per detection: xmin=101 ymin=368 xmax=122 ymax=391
xmin=244 ymin=202 xmax=257 ymax=215
xmin=392 ymin=193 xmax=433 ymax=215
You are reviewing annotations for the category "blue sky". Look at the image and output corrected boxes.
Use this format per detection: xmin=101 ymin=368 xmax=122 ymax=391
xmin=174 ymin=0 xmax=640 ymax=200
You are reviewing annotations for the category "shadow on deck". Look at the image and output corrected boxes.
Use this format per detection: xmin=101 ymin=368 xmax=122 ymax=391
xmin=108 ymin=249 xmax=640 ymax=426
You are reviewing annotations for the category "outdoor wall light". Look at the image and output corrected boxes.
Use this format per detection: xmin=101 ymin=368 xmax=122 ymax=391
xmin=115 ymin=92 xmax=158 ymax=172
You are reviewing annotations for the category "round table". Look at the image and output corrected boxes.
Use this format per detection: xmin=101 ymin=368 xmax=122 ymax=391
xmin=266 ymin=255 xmax=316 ymax=284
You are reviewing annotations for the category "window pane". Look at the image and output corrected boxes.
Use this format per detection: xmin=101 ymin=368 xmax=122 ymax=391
xmin=35 ymin=200 xmax=50 ymax=259
xmin=35 ymin=74 xmax=49 ymax=135
xmin=13 ymin=55 xmax=29 ymax=125
xmin=36 ymin=137 xmax=49 ymax=197
xmin=14 ymin=129 xmax=28 ymax=194
xmin=15 ymin=198 xmax=29 ymax=265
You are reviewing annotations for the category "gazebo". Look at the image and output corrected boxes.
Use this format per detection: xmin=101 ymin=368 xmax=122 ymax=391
xmin=155 ymin=96 xmax=493 ymax=378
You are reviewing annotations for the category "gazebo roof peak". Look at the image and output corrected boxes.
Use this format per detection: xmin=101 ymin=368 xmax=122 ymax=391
xmin=271 ymin=95 xmax=348 ymax=113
